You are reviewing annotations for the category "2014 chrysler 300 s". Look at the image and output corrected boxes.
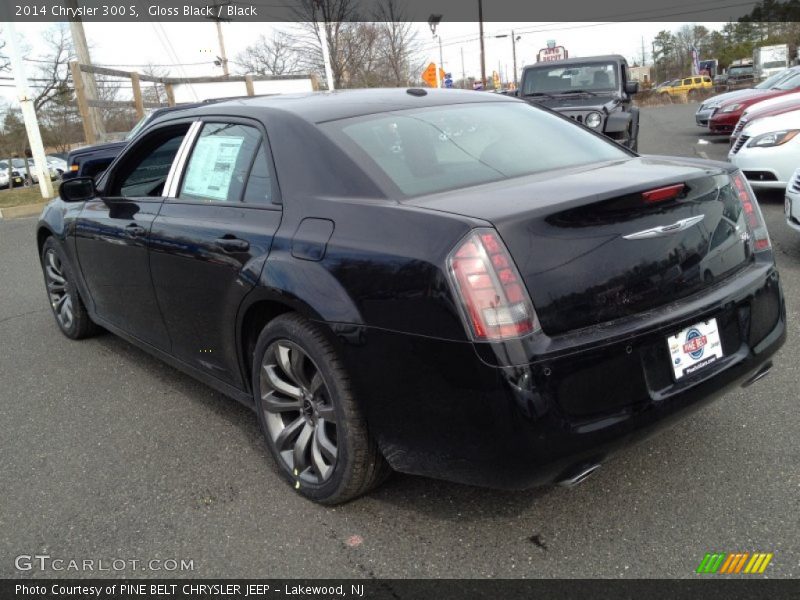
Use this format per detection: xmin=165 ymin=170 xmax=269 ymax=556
xmin=36 ymin=89 xmax=786 ymax=504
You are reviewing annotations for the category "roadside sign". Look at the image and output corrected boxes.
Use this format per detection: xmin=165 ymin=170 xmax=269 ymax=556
xmin=444 ymin=73 xmax=453 ymax=88
xmin=537 ymin=46 xmax=568 ymax=63
xmin=421 ymin=62 xmax=445 ymax=87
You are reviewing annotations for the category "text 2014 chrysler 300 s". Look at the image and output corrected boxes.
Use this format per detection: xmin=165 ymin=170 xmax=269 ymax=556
xmin=36 ymin=89 xmax=785 ymax=503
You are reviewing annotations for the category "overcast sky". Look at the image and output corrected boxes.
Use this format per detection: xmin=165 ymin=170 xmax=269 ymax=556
xmin=2 ymin=20 xmax=722 ymax=103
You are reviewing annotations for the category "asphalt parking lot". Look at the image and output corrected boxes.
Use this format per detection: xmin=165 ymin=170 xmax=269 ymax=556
xmin=1 ymin=101 xmax=798 ymax=579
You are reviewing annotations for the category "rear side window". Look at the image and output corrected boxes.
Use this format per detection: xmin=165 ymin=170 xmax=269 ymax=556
xmin=703 ymin=77 xmax=712 ymax=83
xmin=179 ymin=123 xmax=261 ymax=203
xmin=693 ymin=77 xmax=702 ymax=84
xmin=321 ymin=102 xmax=629 ymax=198
xmin=683 ymin=79 xmax=692 ymax=85
xmin=243 ymin=144 xmax=273 ymax=204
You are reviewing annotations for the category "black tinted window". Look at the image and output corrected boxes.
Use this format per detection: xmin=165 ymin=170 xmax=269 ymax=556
xmin=323 ymin=102 xmax=629 ymax=198
xmin=243 ymin=144 xmax=273 ymax=204
xmin=179 ymin=123 xmax=261 ymax=203
xmin=117 ymin=133 xmax=186 ymax=197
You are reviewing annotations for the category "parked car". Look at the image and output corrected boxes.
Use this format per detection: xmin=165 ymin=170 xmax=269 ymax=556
xmin=0 ymin=162 xmax=25 ymax=189
xmin=729 ymin=108 xmax=800 ymax=188
xmin=709 ymin=68 xmax=800 ymax=134
xmin=46 ymin=155 xmax=68 ymax=176
xmin=729 ymin=91 xmax=800 ymax=146
xmin=659 ymin=75 xmax=713 ymax=101
xmin=517 ymin=55 xmax=639 ymax=150
xmin=785 ymin=168 xmax=800 ymax=233
xmin=36 ymin=89 xmax=785 ymax=503
xmin=695 ymin=68 xmax=793 ymax=127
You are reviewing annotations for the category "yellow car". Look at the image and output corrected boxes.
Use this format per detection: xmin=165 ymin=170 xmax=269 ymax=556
xmin=659 ymin=75 xmax=713 ymax=100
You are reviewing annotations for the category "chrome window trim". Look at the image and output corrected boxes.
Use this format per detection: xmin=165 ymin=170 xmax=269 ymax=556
xmin=164 ymin=120 xmax=202 ymax=198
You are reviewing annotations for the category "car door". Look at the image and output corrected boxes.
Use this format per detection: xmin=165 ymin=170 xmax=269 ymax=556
xmin=74 ymin=121 xmax=193 ymax=350
xmin=148 ymin=118 xmax=282 ymax=388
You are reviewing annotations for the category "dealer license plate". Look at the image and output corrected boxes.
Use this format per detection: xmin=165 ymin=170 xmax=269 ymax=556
xmin=667 ymin=318 xmax=724 ymax=380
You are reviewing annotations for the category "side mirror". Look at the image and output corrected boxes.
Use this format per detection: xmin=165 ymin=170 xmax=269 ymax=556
xmin=625 ymin=81 xmax=639 ymax=95
xmin=59 ymin=177 xmax=96 ymax=203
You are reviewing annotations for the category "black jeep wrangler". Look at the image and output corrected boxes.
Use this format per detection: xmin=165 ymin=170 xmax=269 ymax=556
xmin=518 ymin=54 xmax=640 ymax=151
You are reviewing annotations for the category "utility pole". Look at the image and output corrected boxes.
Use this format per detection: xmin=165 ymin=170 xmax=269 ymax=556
xmin=641 ymin=36 xmax=646 ymax=66
xmin=478 ymin=0 xmax=486 ymax=88
xmin=66 ymin=0 xmax=106 ymax=141
xmin=206 ymin=0 xmax=232 ymax=76
xmin=511 ymin=31 xmax=519 ymax=89
xmin=4 ymin=21 xmax=53 ymax=198
xmin=460 ymin=46 xmax=466 ymax=88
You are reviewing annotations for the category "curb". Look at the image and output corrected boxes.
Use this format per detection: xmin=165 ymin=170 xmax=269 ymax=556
xmin=0 ymin=201 xmax=48 ymax=221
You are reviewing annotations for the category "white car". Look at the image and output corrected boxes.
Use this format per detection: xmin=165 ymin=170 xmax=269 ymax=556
xmin=729 ymin=108 xmax=800 ymax=189
xmin=46 ymin=155 xmax=67 ymax=176
xmin=786 ymin=168 xmax=800 ymax=233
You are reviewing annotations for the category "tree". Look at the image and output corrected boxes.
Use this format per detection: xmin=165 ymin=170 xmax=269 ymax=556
xmin=374 ymin=0 xmax=421 ymax=87
xmin=236 ymin=32 xmax=300 ymax=75
xmin=32 ymin=24 xmax=76 ymax=112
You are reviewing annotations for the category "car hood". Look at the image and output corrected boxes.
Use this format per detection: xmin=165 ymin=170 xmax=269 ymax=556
xmin=742 ymin=91 xmax=800 ymax=117
xmin=524 ymin=95 xmax=617 ymax=111
xmin=717 ymin=89 xmax=783 ymax=108
xmin=701 ymin=88 xmax=762 ymax=108
xmin=68 ymin=140 xmax=128 ymax=159
xmin=742 ymin=108 xmax=800 ymax=136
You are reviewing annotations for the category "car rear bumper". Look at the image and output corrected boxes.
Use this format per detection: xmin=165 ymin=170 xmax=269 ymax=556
xmin=341 ymin=262 xmax=785 ymax=489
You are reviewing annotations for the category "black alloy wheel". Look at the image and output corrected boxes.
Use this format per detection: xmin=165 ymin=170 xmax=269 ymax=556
xmin=252 ymin=314 xmax=390 ymax=504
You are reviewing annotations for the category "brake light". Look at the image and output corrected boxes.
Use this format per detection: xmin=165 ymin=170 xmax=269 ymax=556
xmin=447 ymin=228 xmax=539 ymax=341
xmin=641 ymin=183 xmax=684 ymax=204
xmin=731 ymin=170 xmax=771 ymax=251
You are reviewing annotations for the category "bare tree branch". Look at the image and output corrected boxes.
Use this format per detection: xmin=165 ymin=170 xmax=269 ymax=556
xmin=235 ymin=32 xmax=301 ymax=75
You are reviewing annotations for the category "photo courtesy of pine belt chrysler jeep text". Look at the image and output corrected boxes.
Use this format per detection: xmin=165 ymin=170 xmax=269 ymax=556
xmin=36 ymin=89 xmax=785 ymax=503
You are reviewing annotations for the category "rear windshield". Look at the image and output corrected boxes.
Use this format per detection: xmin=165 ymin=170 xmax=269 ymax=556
xmin=321 ymin=102 xmax=629 ymax=198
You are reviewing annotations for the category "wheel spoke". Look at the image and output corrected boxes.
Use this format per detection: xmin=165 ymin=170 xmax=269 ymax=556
xmin=316 ymin=403 xmax=337 ymax=423
xmin=274 ymin=415 xmax=305 ymax=451
xmin=261 ymin=390 xmax=302 ymax=413
xmin=311 ymin=432 xmax=332 ymax=480
xmin=314 ymin=422 xmax=337 ymax=462
xmin=47 ymin=280 xmax=65 ymax=293
xmin=263 ymin=364 xmax=303 ymax=399
xmin=290 ymin=346 xmax=310 ymax=389
xmin=308 ymin=372 xmax=324 ymax=396
xmin=292 ymin=423 xmax=313 ymax=474
xmin=46 ymin=266 xmax=65 ymax=284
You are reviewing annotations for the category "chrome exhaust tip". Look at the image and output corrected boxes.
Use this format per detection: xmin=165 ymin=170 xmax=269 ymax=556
xmin=558 ymin=463 xmax=601 ymax=488
xmin=742 ymin=361 xmax=773 ymax=388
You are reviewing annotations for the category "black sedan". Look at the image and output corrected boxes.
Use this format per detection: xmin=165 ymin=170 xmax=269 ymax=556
xmin=36 ymin=89 xmax=785 ymax=503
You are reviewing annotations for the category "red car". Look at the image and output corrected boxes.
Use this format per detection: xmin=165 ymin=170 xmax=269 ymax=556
xmin=729 ymin=92 xmax=800 ymax=147
xmin=709 ymin=68 xmax=800 ymax=134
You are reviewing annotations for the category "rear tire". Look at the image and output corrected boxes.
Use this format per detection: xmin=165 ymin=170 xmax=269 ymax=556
xmin=40 ymin=237 xmax=99 ymax=340
xmin=252 ymin=313 xmax=390 ymax=504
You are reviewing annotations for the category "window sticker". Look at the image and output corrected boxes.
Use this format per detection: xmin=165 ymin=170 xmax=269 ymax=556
xmin=182 ymin=135 xmax=245 ymax=202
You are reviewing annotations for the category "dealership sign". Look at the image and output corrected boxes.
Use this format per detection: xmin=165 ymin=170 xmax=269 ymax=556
xmin=537 ymin=46 xmax=568 ymax=62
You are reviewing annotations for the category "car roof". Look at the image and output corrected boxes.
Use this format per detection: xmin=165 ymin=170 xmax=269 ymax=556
xmin=151 ymin=88 xmax=517 ymax=125
xmin=521 ymin=55 xmax=627 ymax=69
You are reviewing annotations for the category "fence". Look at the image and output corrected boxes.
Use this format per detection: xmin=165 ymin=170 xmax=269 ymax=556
xmin=69 ymin=62 xmax=319 ymax=144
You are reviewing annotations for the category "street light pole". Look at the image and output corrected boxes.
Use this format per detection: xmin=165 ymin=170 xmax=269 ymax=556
xmin=478 ymin=0 xmax=486 ymax=88
xmin=512 ymin=31 xmax=519 ymax=89
xmin=428 ymin=14 xmax=443 ymax=89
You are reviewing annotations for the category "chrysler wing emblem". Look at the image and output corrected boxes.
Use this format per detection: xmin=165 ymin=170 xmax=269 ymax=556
xmin=623 ymin=215 xmax=705 ymax=240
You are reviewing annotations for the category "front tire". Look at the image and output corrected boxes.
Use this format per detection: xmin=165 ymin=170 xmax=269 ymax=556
xmin=40 ymin=237 xmax=98 ymax=339
xmin=252 ymin=314 xmax=389 ymax=504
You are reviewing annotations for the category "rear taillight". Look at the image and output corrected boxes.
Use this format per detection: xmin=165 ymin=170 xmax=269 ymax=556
xmin=731 ymin=170 xmax=771 ymax=251
xmin=447 ymin=228 xmax=539 ymax=341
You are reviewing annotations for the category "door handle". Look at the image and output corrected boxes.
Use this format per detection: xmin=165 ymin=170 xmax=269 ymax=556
xmin=125 ymin=223 xmax=146 ymax=236
xmin=215 ymin=236 xmax=250 ymax=252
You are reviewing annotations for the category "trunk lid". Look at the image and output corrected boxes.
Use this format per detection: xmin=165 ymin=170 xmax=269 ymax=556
xmin=408 ymin=157 xmax=752 ymax=335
